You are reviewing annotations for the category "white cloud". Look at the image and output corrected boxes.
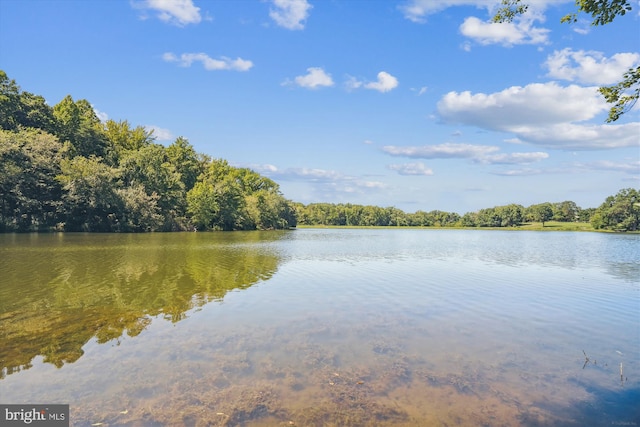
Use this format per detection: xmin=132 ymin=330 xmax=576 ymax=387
xmin=253 ymin=164 xmax=387 ymax=194
xmin=494 ymin=158 xmax=640 ymax=177
xmin=92 ymin=106 xmax=108 ymax=122
xmin=284 ymin=167 xmax=343 ymax=181
xmin=436 ymin=82 xmax=640 ymax=149
xmin=438 ymin=82 xmax=608 ymax=129
xmin=345 ymin=76 xmax=363 ymax=91
xmin=136 ymin=0 xmax=201 ymax=26
xmin=479 ymin=151 xmax=549 ymax=164
xmin=346 ymin=72 xmax=399 ymax=93
xmin=285 ymin=67 xmax=334 ymax=89
xmin=383 ymin=142 xmax=499 ymax=159
xmin=544 ymin=49 xmax=640 ymax=85
xmin=411 ymin=86 xmax=428 ymax=95
xmin=269 ymin=0 xmax=312 ymax=30
xmin=163 ymin=52 xmax=253 ymax=71
xmin=571 ymin=18 xmax=592 ymax=34
xmin=365 ymin=72 xmax=399 ymax=92
xmin=399 ymin=0 xmax=494 ymax=23
xmin=459 ymin=16 xmax=550 ymax=46
xmin=399 ymin=0 xmax=569 ymax=23
xmin=520 ymin=122 xmax=640 ymax=150
xmin=492 ymin=167 xmax=545 ymax=176
xmin=576 ymin=159 xmax=640 ymax=174
xmin=145 ymin=125 xmax=174 ymax=141
xmin=382 ymin=142 xmax=548 ymax=164
xmin=388 ymin=162 xmax=434 ymax=176
xmin=258 ymin=163 xmax=279 ymax=173
xmin=400 ymin=0 xmax=568 ymax=46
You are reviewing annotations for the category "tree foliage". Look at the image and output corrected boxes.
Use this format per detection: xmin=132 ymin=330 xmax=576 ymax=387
xmin=493 ymin=0 xmax=638 ymax=122
xmin=186 ymin=159 xmax=295 ymax=231
xmin=0 ymin=71 xmax=57 ymax=134
xmin=0 ymin=71 xmax=297 ymax=232
xmin=102 ymin=119 xmax=154 ymax=164
xmin=119 ymin=144 xmax=186 ymax=230
xmin=558 ymin=0 xmax=633 ymax=26
xmin=526 ymin=203 xmax=554 ymax=226
xmin=590 ymin=188 xmax=639 ymax=231
xmin=166 ymin=136 xmax=203 ymax=191
xmin=53 ymin=95 xmax=108 ymax=158
xmin=295 ymin=199 xmax=609 ymax=230
xmin=599 ymin=66 xmax=640 ymax=122
xmin=295 ymin=203 xmax=462 ymax=227
xmin=0 ymin=129 xmax=64 ymax=231
xmin=57 ymin=155 xmax=122 ymax=232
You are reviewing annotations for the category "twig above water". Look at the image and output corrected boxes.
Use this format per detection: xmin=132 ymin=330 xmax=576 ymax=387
xmin=582 ymin=350 xmax=590 ymax=369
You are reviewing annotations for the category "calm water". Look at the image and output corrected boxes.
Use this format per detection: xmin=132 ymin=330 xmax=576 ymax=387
xmin=0 ymin=229 xmax=638 ymax=426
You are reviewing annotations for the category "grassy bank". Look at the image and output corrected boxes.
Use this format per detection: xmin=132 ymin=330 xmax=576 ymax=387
xmin=298 ymin=221 xmax=601 ymax=232
xmin=517 ymin=221 xmax=595 ymax=231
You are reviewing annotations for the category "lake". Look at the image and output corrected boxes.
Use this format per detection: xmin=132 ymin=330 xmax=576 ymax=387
xmin=0 ymin=229 xmax=638 ymax=426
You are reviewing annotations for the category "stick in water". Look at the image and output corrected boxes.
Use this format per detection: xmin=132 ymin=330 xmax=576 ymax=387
xmin=620 ymin=362 xmax=624 ymax=385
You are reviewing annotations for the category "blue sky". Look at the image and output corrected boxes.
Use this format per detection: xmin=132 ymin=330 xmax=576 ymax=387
xmin=1 ymin=0 xmax=638 ymax=213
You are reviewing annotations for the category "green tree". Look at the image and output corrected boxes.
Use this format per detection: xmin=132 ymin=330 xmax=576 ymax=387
xmin=0 ymin=129 xmax=64 ymax=231
xmin=428 ymin=210 xmax=461 ymax=227
xmin=53 ymin=95 xmax=107 ymax=158
xmin=57 ymin=156 xmax=122 ymax=231
xmin=186 ymin=176 xmax=244 ymax=231
xmin=187 ymin=160 xmax=244 ymax=231
xmin=102 ymin=119 xmax=154 ymax=164
xmin=119 ymin=144 xmax=186 ymax=230
xmin=187 ymin=159 xmax=296 ymax=231
xmin=186 ymin=180 xmax=218 ymax=230
xmin=116 ymin=184 xmax=163 ymax=232
xmin=0 ymin=71 xmax=21 ymax=131
xmin=590 ymin=188 xmax=639 ymax=231
xmin=496 ymin=204 xmax=524 ymax=227
xmin=0 ymin=71 xmax=57 ymax=134
xmin=212 ymin=175 xmax=245 ymax=231
xmin=461 ymin=212 xmax=478 ymax=227
xmin=552 ymin=201 xmax=580 ymax=222
xmin=476 ymin=207 xmax=499 ymax=227
xmin=383 ymin=207 xmax=406 ymax=226
xmin=408 ymin=210 xmax=431 ymax=226
xmin=18 ymin=92 xmax=57 ymax=134
xmin=166 ymin=137 xmax=203 ymax=192
xmin=578 ymin=207 xmax=595 ymax=222
xmin=245 ymin=190 xmax=279 ymax=229
xmin=493 ymin=0 xmax=637 ymax=122
xmin=364 ymin=205 xmax=389 ymax=226
xmin=527 ymin=202 xmax=554 ymax=226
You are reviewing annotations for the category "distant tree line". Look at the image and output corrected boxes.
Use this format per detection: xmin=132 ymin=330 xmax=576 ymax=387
xmin=1 ymin=71 xmax=637 ymax=233
xmin=0 ymin=71 xmax=297 ymax=232
xmin=294 ymin=192 xmax=638 ymax=232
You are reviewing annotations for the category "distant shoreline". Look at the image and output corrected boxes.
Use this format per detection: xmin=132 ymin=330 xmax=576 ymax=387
xmin=2 ymin=225 xmax=637 ymax=234
xmin=296 ymin=222 xmax=639 ymax=233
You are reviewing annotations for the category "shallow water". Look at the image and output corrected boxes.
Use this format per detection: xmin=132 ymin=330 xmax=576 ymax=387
xmin=1 ymin=229 xmax=638 ymax=426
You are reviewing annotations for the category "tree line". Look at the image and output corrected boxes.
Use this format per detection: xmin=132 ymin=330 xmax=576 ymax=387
xmin=0 ymin=71 xmax=297 ymax=232
xmin=1 ymin=70 xmax=637 ymax=232
xmin=294 ymin=193 xmax=638 ymax=232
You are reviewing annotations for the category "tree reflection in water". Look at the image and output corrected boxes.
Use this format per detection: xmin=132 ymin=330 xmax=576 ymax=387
xmin=0 ymin=231 xmax=287 ymax=378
